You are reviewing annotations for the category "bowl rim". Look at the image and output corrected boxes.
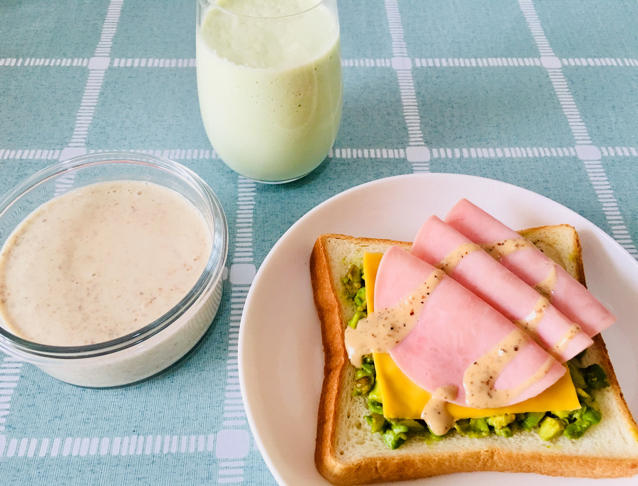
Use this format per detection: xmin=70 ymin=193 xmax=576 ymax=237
xmin=0 ymin=151 xmax=228 ymax=360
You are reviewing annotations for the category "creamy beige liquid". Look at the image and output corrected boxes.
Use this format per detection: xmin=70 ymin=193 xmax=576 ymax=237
xmin=553 ymin=324 xmax=583 ymax=354
xmin=535 ymin=265 xmax=557 ymax=297
xmin=515 ymin=296 xmax=549 ymax=333
xmin=482 ymin=238 xmax=534 ymax=260
xmin=421 ymin=385 xmax=458 ymax=436
xmin=463 ymin=329 xmax=554 ymax=408
xmin=437 ymin=242 xmax=480 ymax=273
xmin=344 ymin=270 xmax=445 ymax=368
xmin=0 ymin=181 xmax=212 ymax=346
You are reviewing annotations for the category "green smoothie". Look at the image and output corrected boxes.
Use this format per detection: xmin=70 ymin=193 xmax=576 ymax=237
xmin=196 ymin=0 xmax=342 ymax=182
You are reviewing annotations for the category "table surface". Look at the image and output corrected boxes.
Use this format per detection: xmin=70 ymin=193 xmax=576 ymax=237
xmin=1 ymin=0 xmax=637 ymax=484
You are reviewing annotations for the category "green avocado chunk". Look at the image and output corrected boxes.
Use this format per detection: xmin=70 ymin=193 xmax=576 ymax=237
xmin=538 ymin=416 xmax=565 ymax=441
xmin=389 ymin=418 xmax=426 ymax=433
xmin=487 ymin=413 xmax=516 ymax=429
xmin=582 ymin=364 xmax=610 ymax=390
xmin=367 ymin=381 xmax=384 ymax=414
xmin=347 ymin=311 xmax=364 ymax=329
xmin=367 ymin=381 xmax=382 ymax=403
xmin=567 ymin=361 xmax=587 ymax=389
xmin=367 ymin=399 xmax=383 ymax=415
xmin=520 ymin=411 xmax=546 ymax=430
xmin=365 ymin=413 xmax=386 ymax=433
xmin=353 ymin=287 xmax=367 ymax=311
xmin=551 ymin=409 xmax=572 ymax=420
xmin=343 ymin=265 xmax=367 ymax=328
xmin=353 ymin=375 xmax=374 ymax=396
xmin=341 ymin=264 xmax=363 ymax=298
xmin=564 ymin=406 xmax=602 ymax=439
xmin=454 ymin=418 xmax=491 ymax=438
xmin=382 ymin=428 xmax=407 ymax=449
xmin=487 ymin=414 xmax=516 ymax=437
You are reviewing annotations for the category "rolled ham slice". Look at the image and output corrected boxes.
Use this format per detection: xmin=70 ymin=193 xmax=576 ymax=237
xmin=446 ymin=199 xmax=615 ymax=337
xmin=375 ymin=246 xmax=566 ymax=407
xmin=411 ymin=216 xmax=593 ymax=362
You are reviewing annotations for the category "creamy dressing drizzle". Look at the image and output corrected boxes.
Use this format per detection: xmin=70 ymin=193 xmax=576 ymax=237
xmin=463 ymin=328 xmax=555 ymax=408
xmin=484 ymin=238 xmax=560 ymax=297
xmin=344 ymin=269 xmax=445 ymax=368
xmin=482 ymin=238 xmax=534 ymax=260
xmin=515 ymin=296 xmax=550 ymax=333
xmin=421 ymin=385 xmax=458 ymax=436
xmin=441 ymin=242 xmax=552 ymax=338
xmin=437 ymin=242 xmax=481 ymax=273
xmin=553 ymin=323 xmax=583 ymax=354
xmin=534 ymin=264 xmax=557 ymax=297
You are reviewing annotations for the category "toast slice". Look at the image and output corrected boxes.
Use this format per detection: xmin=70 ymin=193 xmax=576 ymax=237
xmin=310 ymin=226 xmax=638 ymax=485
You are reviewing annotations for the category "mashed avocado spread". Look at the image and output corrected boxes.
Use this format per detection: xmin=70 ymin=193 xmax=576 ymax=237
xmin=341 ymin=263 xmax=609 ymax=450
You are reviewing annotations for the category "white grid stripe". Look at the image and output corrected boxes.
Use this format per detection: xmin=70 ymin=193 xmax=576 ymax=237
xmin=0 ymin=58 xmax=89 ymax=67
xmin=562 ymin=57 xmax=638 ymax=67
xmin=0 ymin=149 xmax=61 ymax=160
xmin=55 ymin=3 xmax=115 ymax=153
xmin=384 ymin=0 xmax=408 ymax=57
xmin=0 ymin=358 xmax=22 ymax=432
xmin=414 ymin=57 xmax=542 ymax=67
xmin=67 ymin=69 xmax=108 ymax=147
xmin=94 ymin=0 xmax=124 ymax=57
xmin=519 ymin=0 xmax=637 ymax=258
xmin=430 ymin=146 xmax=577 ymax=159
xmin=110 ymin=57 xmax=394 ymax=68
xmin=600 ymin=146 xmax=638 ymax=157
xmin=545 ymin=68 xmax=592 ymax=145
xmin=87 ymin=148 xmax=218 ymax=159
xmin=212 ymin=175 xmax=257 ymax=482
xmin=55 ymin=0 xmax=124 ymax=202
xmin=384 ymin=0 xmax=430 ymax=172
xmin=112 ymin=58 xmax=197 ymax=68
xmin=0 ymin=434 xmax=218 ymax=458
xmin=519 ymin=0 xmax=554 ymax=57
xmin=3 ymin=56 xmax=638 ymax=71
xmin=341 ymin=58 xmax=391 ymax=67
xmin=8 ymin=145 xmax=631 ymax=161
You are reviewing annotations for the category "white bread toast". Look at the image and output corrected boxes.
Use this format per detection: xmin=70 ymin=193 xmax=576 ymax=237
xmin=310 ymin=225 xmax=638 ymax=485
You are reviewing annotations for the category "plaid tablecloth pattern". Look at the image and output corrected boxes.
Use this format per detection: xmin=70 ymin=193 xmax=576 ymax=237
xmin=0 ymin=0 xmax=637 ymax=484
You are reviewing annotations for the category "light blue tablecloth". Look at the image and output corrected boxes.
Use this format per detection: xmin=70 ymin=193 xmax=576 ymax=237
xmin=0 ymin=0 xmax=637 ymax=484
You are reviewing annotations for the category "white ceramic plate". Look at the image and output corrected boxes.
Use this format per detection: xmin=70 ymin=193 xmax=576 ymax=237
xmin=239 ymin=173 xmax=638 ymax=486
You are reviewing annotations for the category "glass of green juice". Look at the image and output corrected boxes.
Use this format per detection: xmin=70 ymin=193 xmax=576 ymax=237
xmin=196 ymin=0 xmax=343 ymax=183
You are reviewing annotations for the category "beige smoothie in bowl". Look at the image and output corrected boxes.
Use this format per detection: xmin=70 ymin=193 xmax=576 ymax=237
xmin=0 ymin=181 xmax=211 ymax=346
xmin=0 ymin=154 xmax=228 ymax=387
xmin=196 ymin=0 xmax=343 ymax=182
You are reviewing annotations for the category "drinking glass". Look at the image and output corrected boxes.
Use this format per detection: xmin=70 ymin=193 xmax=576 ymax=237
xmin=196 ymin=0 xmax=343 ymax=183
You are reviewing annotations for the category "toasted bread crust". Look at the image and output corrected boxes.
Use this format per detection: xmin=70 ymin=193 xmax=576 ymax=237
xmin=590 ymin=333 xmax=638 ymax=442
xmin=311 ymin=231 xmax=638 ymax=484
xmin=311 ymin=235 xmax=346 ymax=481
xmin=311 ymin=234 xmax=411 ymax=482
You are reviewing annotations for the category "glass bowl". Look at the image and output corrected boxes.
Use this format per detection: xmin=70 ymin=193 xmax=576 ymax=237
xmin=0 ymin=152 xmax=228 ymax=387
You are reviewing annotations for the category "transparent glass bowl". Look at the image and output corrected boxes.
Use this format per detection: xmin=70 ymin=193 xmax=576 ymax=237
xmin=0 ymin=152 xmax=228 ymax=387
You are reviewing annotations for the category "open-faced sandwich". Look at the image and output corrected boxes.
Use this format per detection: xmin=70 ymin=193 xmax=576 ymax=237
xmin=310 ymin=198 xmax=638 ymax=485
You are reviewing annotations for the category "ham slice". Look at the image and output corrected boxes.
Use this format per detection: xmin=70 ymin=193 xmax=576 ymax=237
xmin=375 ymin=246 xmax=566 ymax=407
xmin=446 ymin=199 xmax=615 ymax=337
xmin=411 ymin=216 xmax=593 ymax=362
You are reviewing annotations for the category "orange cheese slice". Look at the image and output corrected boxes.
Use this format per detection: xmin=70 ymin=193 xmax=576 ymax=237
xmin=363 ymin=252 xmax=581 ymax=420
